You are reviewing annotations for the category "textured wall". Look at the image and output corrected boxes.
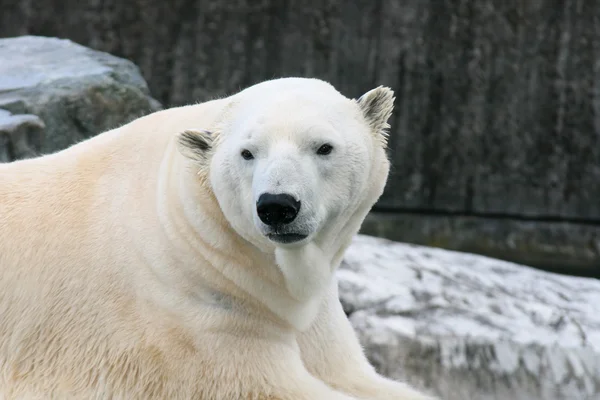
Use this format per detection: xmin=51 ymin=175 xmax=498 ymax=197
xmin=2 ymin=0 xmax=599 ymax=273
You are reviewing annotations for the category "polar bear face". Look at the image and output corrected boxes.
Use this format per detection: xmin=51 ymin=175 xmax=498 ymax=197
xmin=178 ymin=78 xmax=394 ymax=252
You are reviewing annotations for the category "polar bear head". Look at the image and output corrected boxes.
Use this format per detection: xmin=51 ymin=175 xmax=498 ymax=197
xmin=177 ymin=78 xmax=393 ymax=255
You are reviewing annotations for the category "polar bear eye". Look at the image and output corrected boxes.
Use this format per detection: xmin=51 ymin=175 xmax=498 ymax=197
xmin=241 ymin=149 xmax=254 ymax=160
xmin=316 ymin=144 xmax=333 ymax=156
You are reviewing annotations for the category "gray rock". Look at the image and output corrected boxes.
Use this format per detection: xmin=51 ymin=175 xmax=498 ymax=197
xmin=0 ymin=36 xmax=161 ymax=161
xmin=0 ymin=109 xmax=45 ymax=162
xmin=339 ymin=234 xmax=600 ymax=400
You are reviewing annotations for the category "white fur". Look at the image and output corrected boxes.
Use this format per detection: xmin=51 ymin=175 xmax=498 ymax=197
xmin=0 ymin=77 xmax=438 ymax=399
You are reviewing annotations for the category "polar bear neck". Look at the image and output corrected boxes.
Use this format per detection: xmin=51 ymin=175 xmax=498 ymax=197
xmin=153 ymin=141 xmax=340 ymax=332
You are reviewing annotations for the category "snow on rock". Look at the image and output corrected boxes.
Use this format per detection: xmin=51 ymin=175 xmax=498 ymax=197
xmin=338 ymin=234 xmax=600 ymax=400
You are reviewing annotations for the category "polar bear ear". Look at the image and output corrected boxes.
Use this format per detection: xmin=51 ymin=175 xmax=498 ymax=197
xmin=356 ymin=86 xmax=395 ymax=146
xmin=176 ymin=129 xmax=214 ymax=164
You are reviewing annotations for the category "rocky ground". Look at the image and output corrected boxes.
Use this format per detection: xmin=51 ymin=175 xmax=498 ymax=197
xmin=339 ymin=234 xmax=600 ymax=400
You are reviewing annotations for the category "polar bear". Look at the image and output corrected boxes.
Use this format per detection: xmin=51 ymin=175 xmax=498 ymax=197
xmin=0 ymin=77 xmax=437 ymax=400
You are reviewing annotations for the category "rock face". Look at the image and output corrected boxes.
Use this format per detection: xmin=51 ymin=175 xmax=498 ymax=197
xmin=339 ymin=234 xmax=600 ymax=400
xmin=0 ymin=108 xmax=44 ymax=162
xmin=360 ymin=212 xmax=600 ymax=278
xmin=0 ymin=36 xmax=161 ymax=161
xmin=1 ymin=3 xmax=598 ymax=273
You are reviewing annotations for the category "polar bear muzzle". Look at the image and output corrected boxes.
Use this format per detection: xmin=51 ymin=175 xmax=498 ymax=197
xmin=255 ymin=193 xmax=307 ymax=244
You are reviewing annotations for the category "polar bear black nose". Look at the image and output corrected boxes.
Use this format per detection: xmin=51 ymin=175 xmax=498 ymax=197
xmin=256 ymin=193 xmax=301 ymax=226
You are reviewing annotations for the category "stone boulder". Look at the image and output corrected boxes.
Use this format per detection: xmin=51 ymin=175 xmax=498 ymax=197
xmin=339 ymin=234 xmax=600 ymax=400
xmin=0 ymin=36 xmax=161 ymax=162
xmin=0 ymin=108 xmax=44 ymax=162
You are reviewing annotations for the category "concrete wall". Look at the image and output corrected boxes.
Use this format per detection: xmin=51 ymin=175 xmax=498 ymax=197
xmin=2 ymin=0 xmax=599 ymax=275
